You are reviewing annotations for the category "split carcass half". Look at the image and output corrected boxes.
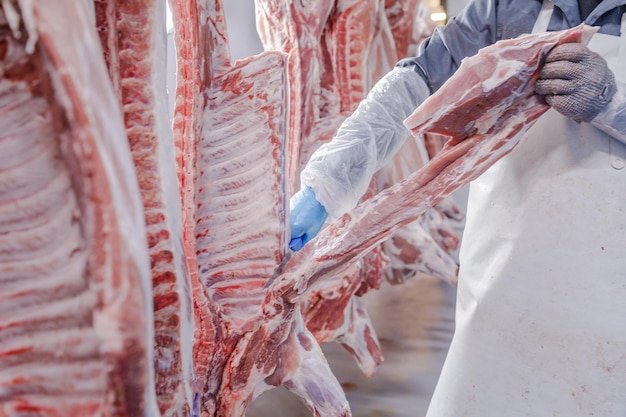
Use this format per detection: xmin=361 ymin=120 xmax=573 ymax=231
xmin=168 ymin=0 xmax=350 ymax=416
xmin=254 ymin=0 xmax=459 ymax=384
xmin=0 ymin=1 xmax=159 ymax=416
xmin=93 ymin=1 xmax=197 ymax=416
xmin=268 ymin=24 xmax=597 ymax=304
xmin=257 ymin=0 xmax=389 ymax=377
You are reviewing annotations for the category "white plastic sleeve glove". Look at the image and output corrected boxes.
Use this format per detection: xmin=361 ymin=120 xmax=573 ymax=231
xmin=591 ymin=80 xmax=626 ymax=144
xmin=300 ymin=67 xmax=430 ymax=219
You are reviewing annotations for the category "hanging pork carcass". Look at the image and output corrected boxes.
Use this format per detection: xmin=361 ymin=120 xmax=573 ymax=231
xmin=166 ymin=1 xmax=353 ymax=415
xmin=92 ymin=1 xmax=197 ymax=416
xmin=0 ymin=1 xmax=160 ymax=415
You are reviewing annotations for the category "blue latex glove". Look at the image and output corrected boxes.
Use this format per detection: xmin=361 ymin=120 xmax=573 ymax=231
xmin=289 ymin=187 xmax=328 ymax=251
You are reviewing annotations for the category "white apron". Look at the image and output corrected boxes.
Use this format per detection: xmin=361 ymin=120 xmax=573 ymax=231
xmin=426 ymin=2 xmax=626 ymax=416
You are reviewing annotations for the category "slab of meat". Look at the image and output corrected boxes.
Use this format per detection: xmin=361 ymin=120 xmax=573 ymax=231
xmin=268 ymin=24 xmax=597 ymax=303
xmin=405 ymin=24 xmax=596 ymax=138
xmin=0 ymin=1 xmax=159 ymax=416
xmin=256 ymin=0 xmax=455 ymax=382
xmin=93 ymin=1 xmax=196 ymax=416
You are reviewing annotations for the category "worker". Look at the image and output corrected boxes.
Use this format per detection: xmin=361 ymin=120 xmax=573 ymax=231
xmin=289 ymin=0 xmax=626 ymax=415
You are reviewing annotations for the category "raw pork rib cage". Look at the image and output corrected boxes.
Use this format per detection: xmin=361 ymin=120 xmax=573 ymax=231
xmin=0 ymin=0 xmax=596 ymax=414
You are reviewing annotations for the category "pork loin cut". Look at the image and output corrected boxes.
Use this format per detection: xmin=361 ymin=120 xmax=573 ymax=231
xmin=0 ymin=1 xmax=158 ymax=416
xmin=268 ymin=24 xmax=597 ymax=303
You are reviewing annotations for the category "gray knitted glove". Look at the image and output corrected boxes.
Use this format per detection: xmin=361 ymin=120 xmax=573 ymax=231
xmin=535 ymin=43 xmax=616 ymax=122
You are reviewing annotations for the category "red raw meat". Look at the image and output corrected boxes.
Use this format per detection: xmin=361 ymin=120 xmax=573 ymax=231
xmin=326 ymin=0 xmax=380 ymax=113
xmin=0 ymin=1 xmax=158 ymax=416
xmin=375 ymin=134 xmax=461 ymax=284
xmin=405 ymin=24 xmax=596 ymax=138
xmin=385 ymin=0 xmax=424 ymax=58
xmin=337 ymin=0 xmax=464 ymax=287
xmin=299 ymin=260 xmax=384 ymax=376
xmin=257 ymin=0 xmax=389 ymax=381
xmin=257 ymin=0 xmax=455 ymax=382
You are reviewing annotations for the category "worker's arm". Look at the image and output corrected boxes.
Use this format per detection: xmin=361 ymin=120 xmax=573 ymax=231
xmin=288 ymin=68 xmax=428 ymax=251
xmin=289 ymin=0 xmax=540 ymax=250
xmin=299 ymin=68 xmax=429 ymax=220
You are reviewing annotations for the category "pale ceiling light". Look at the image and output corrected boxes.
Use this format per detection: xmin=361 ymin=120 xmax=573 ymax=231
xmin=166 ymin=4 xmax=173 ymax=32
xmin=431 ymin=11 xmax=447 ymax=22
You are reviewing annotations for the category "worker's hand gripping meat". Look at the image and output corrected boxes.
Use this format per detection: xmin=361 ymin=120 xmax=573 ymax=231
xmin=536 ymin=42 xmax=616 ymax=121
